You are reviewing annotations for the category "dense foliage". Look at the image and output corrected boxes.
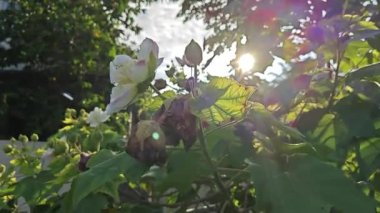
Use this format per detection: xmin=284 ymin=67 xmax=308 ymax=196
xmin=1 ymin=0 xmax=380 ymax=212
xmin=0 ymin=0 xmax=150 ymax=139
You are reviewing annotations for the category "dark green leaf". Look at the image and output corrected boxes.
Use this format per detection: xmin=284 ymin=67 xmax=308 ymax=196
xmin=248 ymin=154 xmax=376 ymax=213
xmin=70 ymin=152 xmax=144 ymax=209
xmin=14 ymin=171 xmax=57 ymax=204
xmin=157 ymin=150 xmax=211 ymax=193
xmin=347 ymin=62 xmax=380 ymax=82
xmin=74 ymin=193 xmax=108 ymax=213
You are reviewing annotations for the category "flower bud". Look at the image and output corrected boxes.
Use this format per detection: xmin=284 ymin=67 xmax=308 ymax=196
xmin=53 ymin=140 xmax=69 ymax=155
xmin=185 ymin=77 xmax=195 ymax=92
xmin=184 ymin=39 xmax=203 ymax=66
xmin=135 ymin=120 xmax=166 ymax=149
xmin=65 ymin=108 xmax=77 ymax=118
xmin=80 ymin=109 xmax=87 ymax=117
xmin=165 ymin=66 xmax=176 ymax=77
xmin=10 ymin=137 xmax=17 ymax=144
xmin=154 ymin=79 xmax=167 ymax=90
xmin=18 ymin=134 xmax=28 ymax=143
xmin=31 ymin=133 xmax=39 ymax=142
xmin=126 ymin=120 xmax=167 ymax=165
xmin=3 ymin=144 xmax=13 ymax=154
xmin=0 ymin=164 xmax=5 ymax=174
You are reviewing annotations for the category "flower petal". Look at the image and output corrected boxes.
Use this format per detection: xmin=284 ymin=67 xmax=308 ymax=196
xmin=110 ymin=55 xmax=135 ymax=85
xmin=106 ymin=84 xmax=138 ymax=114
xmin=127 ymin=60 xmax=149 ymax=83
xmin=113 ymin=55 xmax=133 ymax=66
xmin=86 ymin=107 xmax=110 ymax=127
xmin=138 ymin=38 xmax=159 ymax=61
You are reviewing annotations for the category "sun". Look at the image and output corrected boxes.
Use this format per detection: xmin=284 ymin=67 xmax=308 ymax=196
xmin=238 ymin=53 xmax=255 ymax=73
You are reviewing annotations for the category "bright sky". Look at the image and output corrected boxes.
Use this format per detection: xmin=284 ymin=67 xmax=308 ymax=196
xmin=126 ymin=1 xmax=235 ymax=79
xmin=125 ymin=1 xmax=285 ymax=81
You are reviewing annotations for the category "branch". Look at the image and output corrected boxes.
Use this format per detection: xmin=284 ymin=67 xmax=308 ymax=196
xmin=327 ymin=35 xmax=345 ymax=109
xmin=149 ymin=84 xmax=166 ymax=101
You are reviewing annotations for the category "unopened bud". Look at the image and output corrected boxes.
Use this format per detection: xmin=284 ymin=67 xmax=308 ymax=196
xmin=53 ymin=140 xmax=69 ymax=155
xmin=10 ymin=137 xmax=17 ymax=144
xmin=18 ymin=134 xmax=28 ymax=143
xmin=80 ymin=109 xmax=87 ymax=117
xmin=154 ymin=79 xmax=167 ymax=90
xmin=185 ymin=77 xmax=195 ymax=92
xmin=3 ymin=144 xmax=13 ymax=154
xmin=136 ymin=120 xmax=165 ymax=149
xmin=31 ymin=134 xmax=39 ymax=142
xmin=0 ymin=164 xmax=5 ymax=173
xmin=165 ymin=66 xmax=176 ymax=77
xmin=184 ymin=39 xmax=203 ymax=66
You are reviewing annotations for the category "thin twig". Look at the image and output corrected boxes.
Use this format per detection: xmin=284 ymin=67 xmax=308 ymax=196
xmin=149 ymin=84 xmax=166 ymax=101
xmin=193 ymin=65 xmax=234 ymax=207
xmin=327 ymin=27 xmax=347 ymax=109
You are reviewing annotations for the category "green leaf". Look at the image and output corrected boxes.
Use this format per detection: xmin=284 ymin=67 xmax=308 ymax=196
xmin=346 ymin=62 xmax=380 ymax=82
xmin=248 ymin=154 xmax=376 ymax=213
xmin=157 ymin=150 xmax=211 ymax=193
xmin=70 ymin=152 xmax=144 ymax=209
xmin=74 ymin=193 xmax=108 ymax=213
xmin=140 ymin=90 xmax=176 ymax=113
xmin=334 ymin=95 xmax=376 ymax=140
xmin=191 ymin=77 xmax=254 ymax=124
xmin=359 ymin=138 xmax=380 ymax=177
xmin=340 ymin=41 xmax=380 ymax=73
xmin=351 ymin=30 xmax=380 ymax=41
xmin=308 ymin=114 xmax=336 ymax=147
xmin=296 ymin=108 xmax=327 ymax=134
xmin=14 ymin=171 xmax=58 ymax=204
xmin=207 ymin=127 xmax=253 ymax=167
xmin=52 ymin=155 xmax=80 ymax=185
xmin=87 ymin=149 xmax=115 ymax=168
xmin=96 ymin=175 xmax=125 ymax=202
xmin=349 ymin=80 xmax=380 ymax=105
xmin=250 ymin=103 xmax=306 ymax=142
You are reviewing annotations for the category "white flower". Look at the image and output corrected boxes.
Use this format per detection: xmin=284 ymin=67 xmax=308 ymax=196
xmin=106 ymin=84 xmax=138 ymax=114
xmin=86 ymin=107 xmax=110 ymax=127
xmin=106 ymin=38 xmax=162 ymax=114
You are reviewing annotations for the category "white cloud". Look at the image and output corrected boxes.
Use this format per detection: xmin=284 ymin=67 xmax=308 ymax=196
xmin=125 ymin=1 xmax=234 ymax=79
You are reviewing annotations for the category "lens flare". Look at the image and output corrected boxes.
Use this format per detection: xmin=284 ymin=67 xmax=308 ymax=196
xmin=238 ymin=53 xmax=255 ymax=72
xmin=152 ymin=132 xmax=160 ymax=140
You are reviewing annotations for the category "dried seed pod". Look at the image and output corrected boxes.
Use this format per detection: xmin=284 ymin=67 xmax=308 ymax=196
xmin=126 ymin=120 xmax=167 ymax=165
xmin=154 ymin=96 xmax=197 ymax=150
xmin=78 ymin=153 xmax=91 ymax=172
xmin=154 ymin=79 xmax=167 ymax=90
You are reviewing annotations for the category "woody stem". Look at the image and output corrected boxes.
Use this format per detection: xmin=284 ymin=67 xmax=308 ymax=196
xmin=194 ymin=65 xmax=234 ymax=209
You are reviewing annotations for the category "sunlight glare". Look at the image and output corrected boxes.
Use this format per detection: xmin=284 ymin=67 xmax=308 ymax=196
xmin=238 ymin=53 xmax=255 ymax=72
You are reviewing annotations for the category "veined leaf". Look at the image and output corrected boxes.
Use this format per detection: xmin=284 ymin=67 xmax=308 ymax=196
xmin=191 ymin=77 xmax=254 ymax=124
xmin=69 ymin=152 xmax=145 ymax=209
